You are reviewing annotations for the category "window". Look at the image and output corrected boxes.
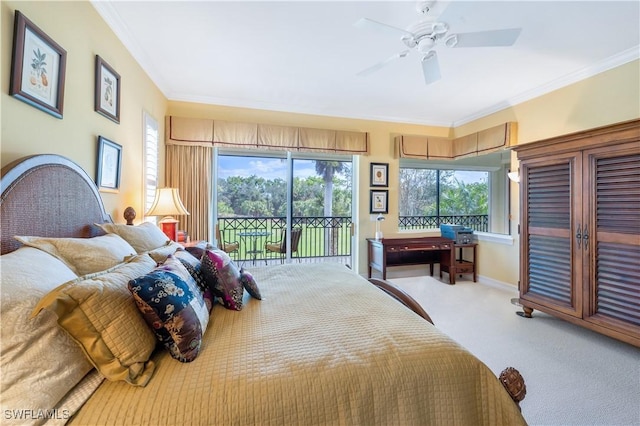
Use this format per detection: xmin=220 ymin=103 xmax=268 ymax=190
xmin=143 ymin=112 xmax=159 ymax=220
xmin=214 ymin=151 xmax=354 ymax=265
xmin=399 ymin=153 xmax=511 ymax=234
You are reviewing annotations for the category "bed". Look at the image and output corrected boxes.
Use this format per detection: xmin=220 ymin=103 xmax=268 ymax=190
xmin=0 ymin=154 xmax=527 ymax=425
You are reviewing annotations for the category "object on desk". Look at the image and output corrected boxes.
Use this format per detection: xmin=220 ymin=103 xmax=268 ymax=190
xmin=265 ymin=228 xmax=302 ymax=263
xmin=375 ymin=213 xmax=385 ymax=240
xmin=440 ymin=224 xmax=474 ymax=245
xmin=145 ymin=188 xmax=189 ymax=241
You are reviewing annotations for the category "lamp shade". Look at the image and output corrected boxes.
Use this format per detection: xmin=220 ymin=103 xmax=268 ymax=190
xmin=145 ymin=188 xmax=190 ymax=217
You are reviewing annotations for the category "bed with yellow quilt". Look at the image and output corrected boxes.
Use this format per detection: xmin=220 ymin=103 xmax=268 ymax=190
xmin=0 ymin=154 xmax=526 ymax=425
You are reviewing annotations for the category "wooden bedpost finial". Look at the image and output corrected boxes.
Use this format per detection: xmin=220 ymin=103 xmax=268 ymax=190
xmin=124 ymin=207 xmax=136 ymax=225
xmin=499 ymin=367 xmax=526 ymax=410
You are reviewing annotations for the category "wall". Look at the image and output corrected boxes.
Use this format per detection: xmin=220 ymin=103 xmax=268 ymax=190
xmin=1 ymin=1 xmax=168 ymax=221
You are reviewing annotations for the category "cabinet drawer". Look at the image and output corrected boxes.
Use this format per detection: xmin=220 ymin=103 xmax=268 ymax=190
xmin=456 ymin=262 xmax=474 ymax=273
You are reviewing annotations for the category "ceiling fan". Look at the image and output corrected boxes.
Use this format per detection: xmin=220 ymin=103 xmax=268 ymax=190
xmin=354 ymin=0 xmax=522 ymax=85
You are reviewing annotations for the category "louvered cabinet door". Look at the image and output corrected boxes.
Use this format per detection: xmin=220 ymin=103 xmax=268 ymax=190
xmin=519 ymin=153 xmax=583 ymax=317
xmin=583 ymin=142 xmax=640 ymax=340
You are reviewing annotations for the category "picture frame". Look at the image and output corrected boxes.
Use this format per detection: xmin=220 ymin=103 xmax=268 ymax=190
xmin=95 ymin=55 xmax=121 ymax=123
xmin=10 ymin=10 xmax=67 ymax=119
xmin=370 ymin=190 xmax=389 ymax=214
xmin=96 ymin=136 xmax=122 ymax=192
xmin=370 ymin=162 xmax=389 ymax=187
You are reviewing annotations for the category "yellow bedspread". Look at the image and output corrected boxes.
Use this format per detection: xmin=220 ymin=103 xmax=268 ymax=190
xmin=70 ymin=263 xmax=526 ymax=425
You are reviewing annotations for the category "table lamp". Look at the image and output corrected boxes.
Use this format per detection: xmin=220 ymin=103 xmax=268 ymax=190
xmin=146 ymin=188 xmax=189 ymax=241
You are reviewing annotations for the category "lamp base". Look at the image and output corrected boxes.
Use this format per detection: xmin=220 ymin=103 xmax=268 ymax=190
xmin=375 ymin=231 xmax=383 ymax=240
xmin=158 ymin=217 xmax=179 ymax=241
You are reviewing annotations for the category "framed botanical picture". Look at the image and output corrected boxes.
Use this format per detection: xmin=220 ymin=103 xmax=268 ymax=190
xmin=96 ymin=136 xmax=122 ymax=192
xmin=95 ymin=55 xmax=121 ymax=123
xmin=370 ymin=190 xmax=389 ymax=214
xmin=370 ymin=162 xmax=389 ymax=187
xmin=10 ymin=11 xmax=67 ymax=119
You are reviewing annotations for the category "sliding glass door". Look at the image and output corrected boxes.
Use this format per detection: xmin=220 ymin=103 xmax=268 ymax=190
xmin=214 ymin=151 xmax=353 ymax=266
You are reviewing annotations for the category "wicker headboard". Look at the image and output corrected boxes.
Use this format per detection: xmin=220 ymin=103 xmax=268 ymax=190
xmin=0 ymin=154 xmax=113 ymax=255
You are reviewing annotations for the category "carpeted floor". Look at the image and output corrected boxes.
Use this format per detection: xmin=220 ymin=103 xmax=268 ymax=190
xmin=386 ymin=270 xmax=640 ymax=426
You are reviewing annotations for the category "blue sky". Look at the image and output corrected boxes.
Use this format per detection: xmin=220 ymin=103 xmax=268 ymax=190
xmin=218 ymin=156 xmax=348 ymax=181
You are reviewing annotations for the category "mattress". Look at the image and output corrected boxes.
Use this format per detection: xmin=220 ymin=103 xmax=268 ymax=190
xmin=70 ymin=262 xmax=526 ymax=425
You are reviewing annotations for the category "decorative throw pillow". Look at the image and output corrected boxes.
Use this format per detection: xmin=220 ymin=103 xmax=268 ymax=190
xmin=128 ymin=256 xmax=210 ymax=362
xmin=15 ymin=233 xmax=136 ymax=276
xmin=146 ymin=241 xmax=184 ymax=264
xmin=174 ymin=249 xmax=214 ymax=313
xmin=0 ymin=247 xmax=92 ymax=413
xmin=201 ymin=249 xmax=244 ymax=311
xmin=97 ymin=222 xmax=170 ymax=253
xmin=239 ymin=268 xmax=262 ymax=300
xmin=184 ymin=240 xmax=213 ymax=261
xmin=32 ymin=254 xmax=159 ymax=386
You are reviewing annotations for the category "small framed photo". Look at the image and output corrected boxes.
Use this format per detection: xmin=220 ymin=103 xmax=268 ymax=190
xmin=370 ymin=190 xmax=389 ymax=214
xmin=95 ymin=55 xmax=121 ymax=123
xmin=96 ymin=136 xmax=122 ymax=192
xmin=10 ymin=11 xmax=67 ymax=119
xmin=370 ymin=162 xmax=389 ymax=187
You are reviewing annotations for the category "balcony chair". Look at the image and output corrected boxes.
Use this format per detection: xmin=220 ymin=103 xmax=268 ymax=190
xmin=265 ymin=228 xmax=302 ymax=263
xmin=215 ymin=226 xmax=239 ymax=258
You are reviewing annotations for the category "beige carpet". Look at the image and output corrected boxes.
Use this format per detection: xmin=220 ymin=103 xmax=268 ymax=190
xmin=387 ymin=270 xmax=640 ymax=426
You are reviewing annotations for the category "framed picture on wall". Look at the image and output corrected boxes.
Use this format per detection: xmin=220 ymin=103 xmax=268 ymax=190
xmin=96 ymin=136 xmax=122 ymax=192
xmin=95 ymin=55 xmax=121 ymax=123
xmin=9 ymin=11 xmax=67 ymax=119
xmin=370 ymin=190 xmax=388 ymax=214
xmin=370 ymin=162 xmax=388 ymax=187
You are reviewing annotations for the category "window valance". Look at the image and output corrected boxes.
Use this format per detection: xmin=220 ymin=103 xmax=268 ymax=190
xmin=166 ymin=116 xmax=369 ymax=155
xmin=395 ymin=122 xmax=517 ymax=160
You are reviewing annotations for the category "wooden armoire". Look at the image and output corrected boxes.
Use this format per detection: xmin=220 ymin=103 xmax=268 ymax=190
xmin=513 ymin=119 xmax=639 ymax=347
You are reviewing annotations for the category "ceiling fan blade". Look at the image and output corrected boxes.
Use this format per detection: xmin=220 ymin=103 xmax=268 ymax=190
xmin=357 ymin=50 xmax=410 ymax=77
xmin=421 ymin=51 xmax=441 ymax=85
xmin=354 ymin=18 xmax=415 ymax=38
xmin=449 ymin=28 xmax=522 ymax=48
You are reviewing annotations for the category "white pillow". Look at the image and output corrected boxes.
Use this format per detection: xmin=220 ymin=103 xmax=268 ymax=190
xmin=14 ymin=233 xmax=136 ymax=276
xmin=97 ymin=222 xmax=171 ymax=254
xmin=0 ymin=247 xmax=93 ymax=416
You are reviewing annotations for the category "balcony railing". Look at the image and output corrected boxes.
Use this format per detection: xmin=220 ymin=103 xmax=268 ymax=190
xmin=218 ymin=216 xmax=352 ymax=266
xmin=399 ymin=215 xmax=489 ymax=232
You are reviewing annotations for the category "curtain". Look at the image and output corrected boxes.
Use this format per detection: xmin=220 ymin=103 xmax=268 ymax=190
xmin=165 ymin=144 xmax=212 ymax=242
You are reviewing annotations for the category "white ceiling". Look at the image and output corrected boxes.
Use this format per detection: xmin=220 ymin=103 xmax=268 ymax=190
xmin=92 ymin=1 xmax=640 ymax=127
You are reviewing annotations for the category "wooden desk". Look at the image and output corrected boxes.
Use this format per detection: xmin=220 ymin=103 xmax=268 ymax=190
xmin=440 ymin=243 xmax=477 ymax=282
xmin=367 ymin=237 xmax=456 ymax=284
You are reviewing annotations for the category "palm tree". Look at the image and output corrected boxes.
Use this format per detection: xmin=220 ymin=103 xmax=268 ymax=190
xmin=314 ymin=160 xmax=345 ymax=255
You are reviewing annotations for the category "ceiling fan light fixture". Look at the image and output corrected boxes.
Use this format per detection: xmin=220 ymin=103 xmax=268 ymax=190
xmin=433 ymin=22 xmax=448 ymax=35
xmin=444 ymin=34 xmax=458 ymax=48
xmin=422 ymin=50 xmax=437 ymax=62
xmin=417 ymin=37 xmax=435 ymax=53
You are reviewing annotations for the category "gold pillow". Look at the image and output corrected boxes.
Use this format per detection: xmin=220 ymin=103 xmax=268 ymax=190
xmin=15 ymin=233 xmax=136 ymax=276
xmin=32 ymin=254 xmax=158 ymax=386
xmin=97 ymin=222 xmax=170 ymax=253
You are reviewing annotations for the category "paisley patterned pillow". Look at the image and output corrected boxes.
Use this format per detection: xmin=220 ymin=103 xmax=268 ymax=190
xmin=201 ymin=249 xmax=244 ymax=311
xmin=239 ymin=268 xmax=262 ymax=300
xmin=128 ymin=256 xmax=209 ymax=362
xmin=174 ymin=250 xmax=214 ymax=313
